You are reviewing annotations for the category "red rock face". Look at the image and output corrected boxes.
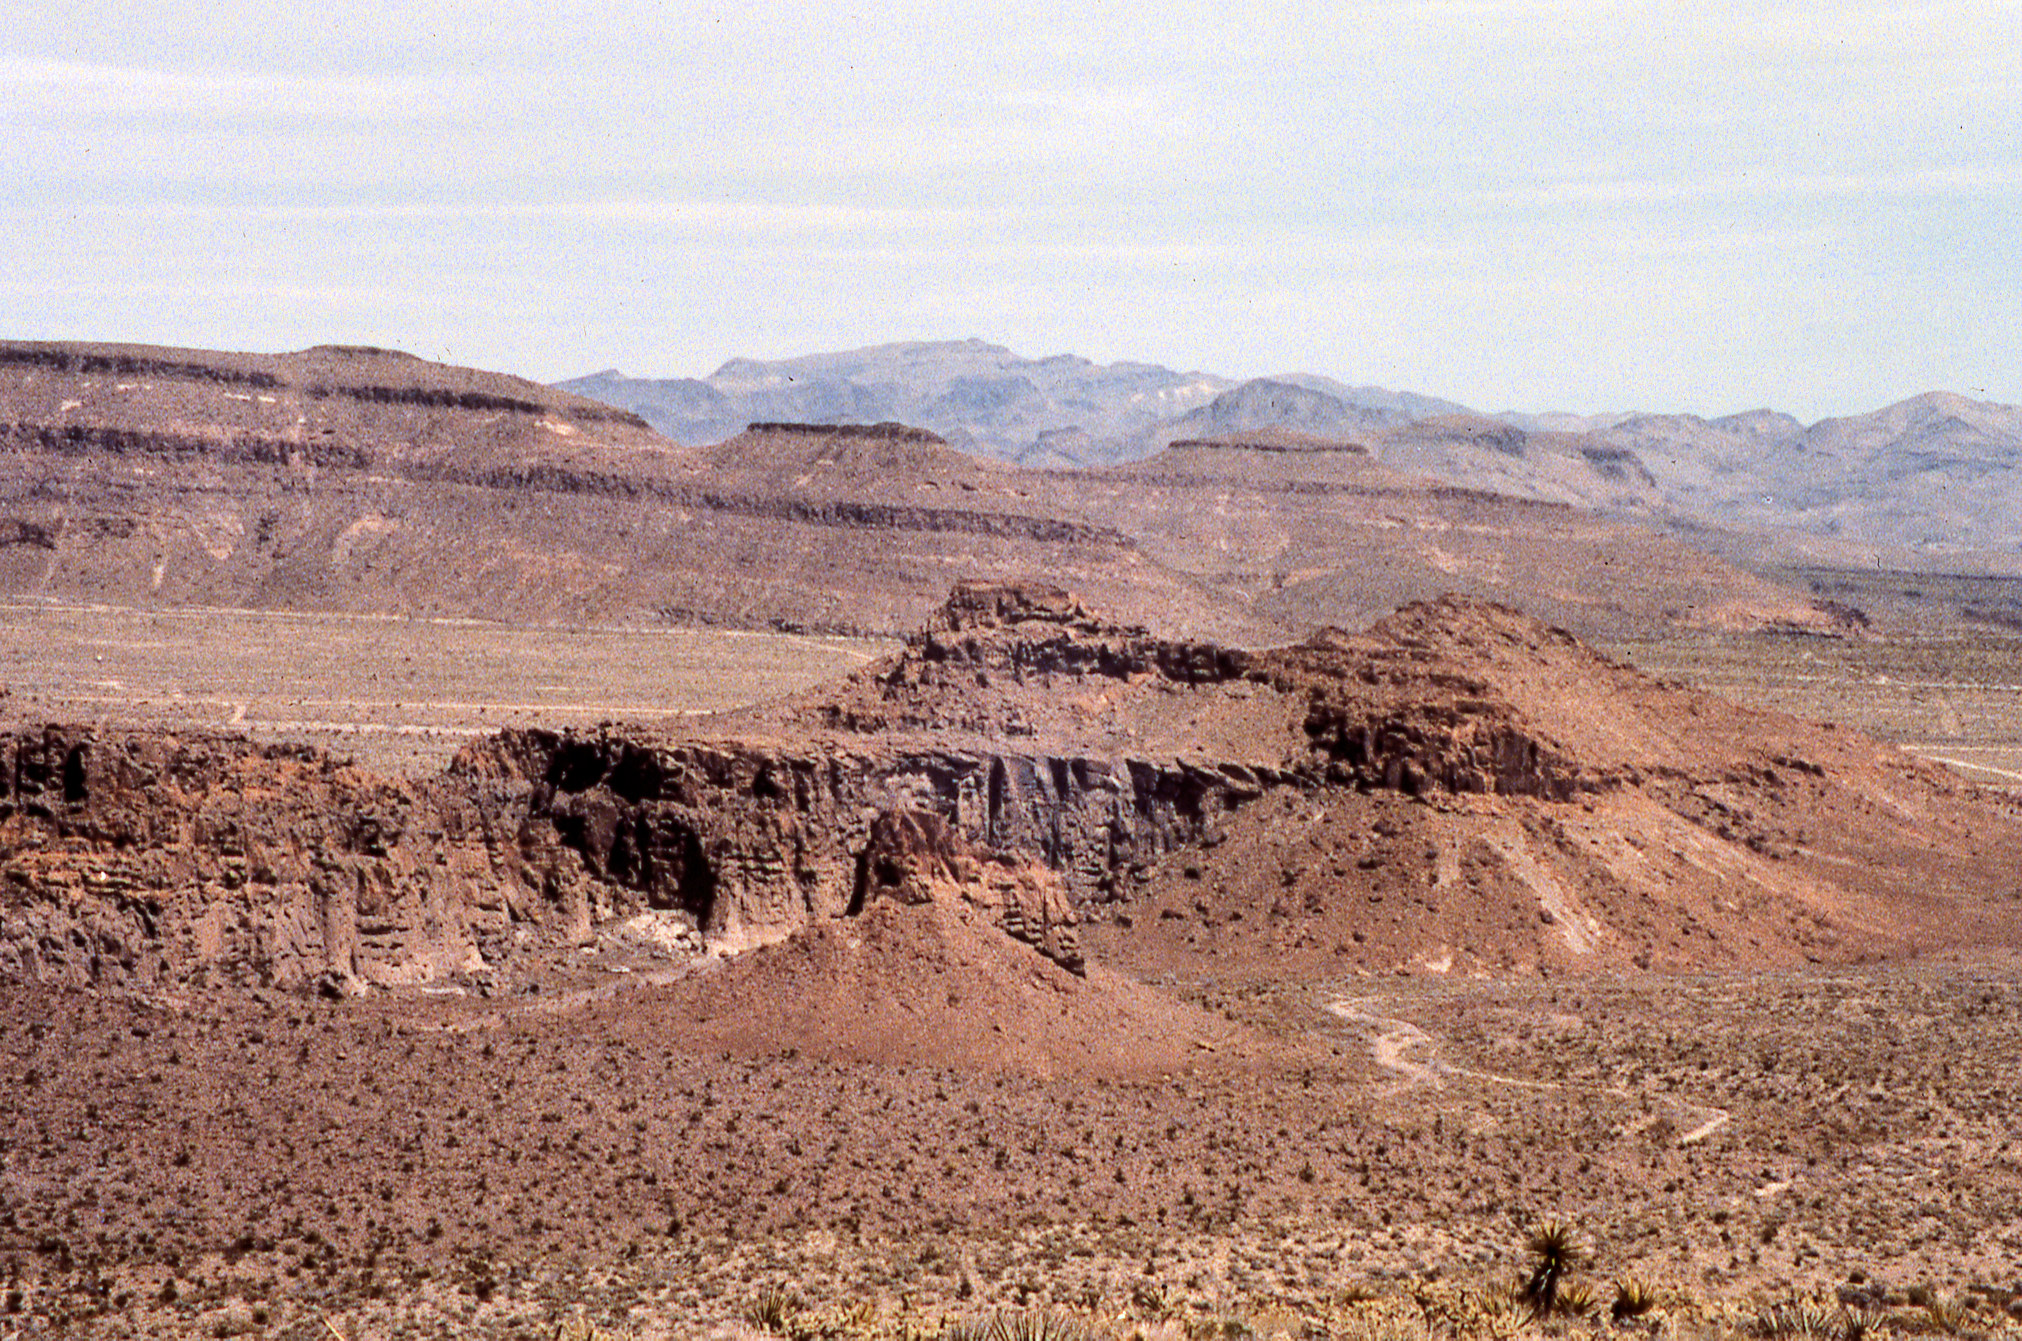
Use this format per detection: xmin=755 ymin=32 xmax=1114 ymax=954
xmin=850 ymin=809 xmax=1082 ymax=973
xmin=0 ymin=725 xmax=554 ymax=993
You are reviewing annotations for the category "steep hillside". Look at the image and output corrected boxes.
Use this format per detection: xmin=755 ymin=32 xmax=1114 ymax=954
xmin=1130 ymin=394 xmax=1663 ymax=513
xmin=0 ymin=339 xmax=697 ymax=623
xmin=0 ymin=340 xmax=662 ymax=468
xmin=0 ymin=343 xmax=1231 ymax=635
xmin=1082 ymin=436 xmax=1823 ymax=637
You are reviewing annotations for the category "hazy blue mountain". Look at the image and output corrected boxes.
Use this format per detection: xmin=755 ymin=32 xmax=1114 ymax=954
xmin=557 ymin=340 xmax=1462 ymax=466
xmin=1135 ymin=378 xmax=1399 ymax=453
xmin=561 ymin=343 xmax=2022 ymax=556
xmin=561 ymin=339 xmax=1234 ymax=462
xmin=562 ymin=370 xmax=736 ymax=444
xmin=1592 ymin=392 xmax=2022 ymax=551
xmin=1272 ymin=373 xmax=1475 ymax=423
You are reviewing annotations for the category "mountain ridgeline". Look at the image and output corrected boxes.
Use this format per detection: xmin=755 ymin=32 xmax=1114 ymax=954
xmin=567 ymin=340 xmax=2022 ymax=557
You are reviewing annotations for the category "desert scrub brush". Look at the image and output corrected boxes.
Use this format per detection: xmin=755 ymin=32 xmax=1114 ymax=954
xmin=1751 ymin=1301 xmax=1845 ymax=1341
xmin=745 ymin=1285 xmax=805 ymax=1337
xmin=940 ymin=1310 xmax=1103 ymax=1341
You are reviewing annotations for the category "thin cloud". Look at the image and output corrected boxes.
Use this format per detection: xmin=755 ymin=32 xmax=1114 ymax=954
xmin=1467 ymin=164 xmax=2022 ymax=209
xmin=0 ymin=55 xmax=462 ymax=117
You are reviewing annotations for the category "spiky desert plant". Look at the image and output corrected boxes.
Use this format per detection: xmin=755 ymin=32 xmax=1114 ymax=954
xmin=1751 ymin=1301 xmax=1843 ymax=1341
xmin=1557 ymin=1283 xmax=1597 ymax=1319
xmin=1913 ymin=1290 xmax=1971 ymax=1337
xmin=940 ymin=1309 xmax=1103 ymax=1341
xmin=746 ymin=1285 xmax=804 ymax=1337
xmin=1611 ymin=1278 xmax=1659 ymax=1322
xmin=1408 ymin=1278 xmax=1528 ymax=1341
xmin=1840 ymin=1304 xmax=1886 ymax=1341
xmin=1519 ymin=1221 xmax=1587 ymax=1316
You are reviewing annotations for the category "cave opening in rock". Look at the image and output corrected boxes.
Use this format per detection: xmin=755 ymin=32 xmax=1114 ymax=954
xmin=61 ymin=745 xmax=87 ymax=804
xmin=845 ymin=846 xmax=871 ymax=918
xmin=672 ymin=827 xmax=717 ymax=926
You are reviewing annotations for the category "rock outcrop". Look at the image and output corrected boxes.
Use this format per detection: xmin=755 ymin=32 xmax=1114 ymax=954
xmin=457 ymin=728 xmax=1249 ymax=958
xmin=850 ymin=809 xmax=1082 ymax=973
xmin=7 ymin=580 xmax=2022 ymax=994
xmin=0 ymin=727 xmax=516 ymax=993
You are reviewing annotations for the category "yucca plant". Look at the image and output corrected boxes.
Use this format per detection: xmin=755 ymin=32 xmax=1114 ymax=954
xmin=940 ymin=1309 xmax=1102 ymax=1341
xmin=1751 ymin=1301 xmax=1843 ymax=1341
xmin=1610 ymin=1277 xmax=1659 ymax=1323
xmin=1913 ymin=1290 xmax=1971 ymax=1337
xmin=1519 ymin=1221 xmax=1587 ymax=1316
xmin=1555 ymin=1283 xmax=1596 ymax=1319
xmin=746 ymin=1285 xmax=804 ymax=1337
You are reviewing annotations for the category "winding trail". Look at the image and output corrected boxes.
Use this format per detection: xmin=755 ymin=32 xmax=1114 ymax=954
xmin=1324 ymin=1000 xmax=1450 ymax=1091
xmin=1324 ymin=996 xmax=1731 ymax=1147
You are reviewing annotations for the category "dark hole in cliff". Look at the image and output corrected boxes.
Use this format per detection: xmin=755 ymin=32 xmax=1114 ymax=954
xmin=548 ymin=741 xmax=607 ymax=794
xmin=845 ymin=847 xmax=871 ymax=918
xmin=667 ymin=827 xmax=716 ymax=924
xmin=606 ymin=747 xmax=664 ymax=805
xmin=987 ymin=758 xmax=1009 ymax=846
xmin=61 ymin=745 xmax=87 ymax=804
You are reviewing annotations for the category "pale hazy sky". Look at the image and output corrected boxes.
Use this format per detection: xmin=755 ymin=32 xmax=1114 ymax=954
xmin=4 ymin=0 xmax=2017 ymax=420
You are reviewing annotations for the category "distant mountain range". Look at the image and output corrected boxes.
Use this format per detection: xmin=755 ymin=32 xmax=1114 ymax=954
xmin=561 ymin=339 xmax=1232 ymax=466
xmin=562 ymin=342 xmax=2022 ymax=556
xmin=1588 ymin=392 xmax=2022 ymax=553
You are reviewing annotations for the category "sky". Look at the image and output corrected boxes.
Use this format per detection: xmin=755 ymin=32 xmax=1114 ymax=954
xmin=3 ymin=0 xmax=2017 ymax=421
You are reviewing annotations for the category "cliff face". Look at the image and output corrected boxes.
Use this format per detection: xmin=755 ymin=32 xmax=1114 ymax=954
xmin=458 ymin=728 xmax=1247 ymax=964
xmin=0 ymin=726 xmax=509 ymax=992
xmin=0 ymin=722 xmax=761 ymax=995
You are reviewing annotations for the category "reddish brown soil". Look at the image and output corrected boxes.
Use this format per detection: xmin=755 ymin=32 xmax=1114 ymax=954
xmin=7 ymin=960 xmax=2022 ymax=1337
xmin=660 ymin=895 xmax=1262 ymax=1078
